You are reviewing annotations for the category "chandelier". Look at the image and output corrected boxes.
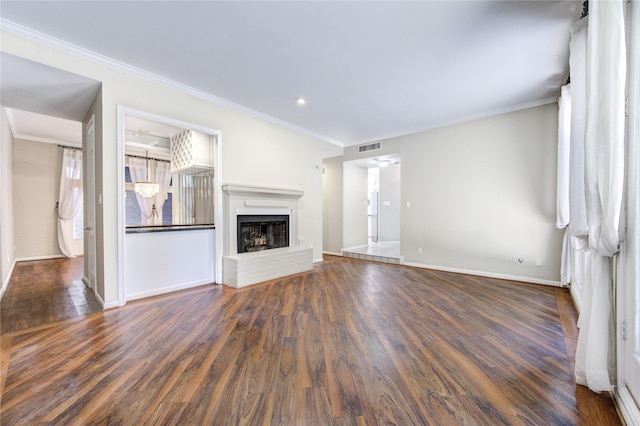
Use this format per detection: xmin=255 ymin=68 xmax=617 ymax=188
xmin=134 ymin=151 xmax=159 ymax=198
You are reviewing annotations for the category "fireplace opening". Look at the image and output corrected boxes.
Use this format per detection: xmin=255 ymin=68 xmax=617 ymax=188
xmin=237 ymin=215 xmax=290 ymax=253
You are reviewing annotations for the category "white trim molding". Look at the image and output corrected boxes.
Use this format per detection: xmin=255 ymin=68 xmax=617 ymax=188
xmin=16 ymin=255 xmax=65 ymax=262
xmin=0 ymin=18 xmax=343 ymax=148
xmin=0 ymin=259 xmax=17 ymax=302
xmin=615 ymin=385 xmax=640 ymax=426
xmin=401 ymin=260 xmax=562 ymax=287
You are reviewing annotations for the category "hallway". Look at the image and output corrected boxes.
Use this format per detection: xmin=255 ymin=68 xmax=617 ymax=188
xmin=0 ymin=257 xmax=101 ymax=333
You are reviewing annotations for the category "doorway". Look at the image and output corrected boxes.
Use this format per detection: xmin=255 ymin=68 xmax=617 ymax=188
xmin=116 ymin=106 xmax=222 ymax=306
xmin=1 ymin=108 xmax=101 ymax=330
xmin=1 ymin=53 xmax=102 ymax=319
xmin=342 ymin=154 xmax=401 ymax=263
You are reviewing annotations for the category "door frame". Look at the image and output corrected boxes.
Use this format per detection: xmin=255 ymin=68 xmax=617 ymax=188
xmin=616 ymin=0 xmax=640 ymax=422
xmin=84 ymin=114 xmax=98 ymax=298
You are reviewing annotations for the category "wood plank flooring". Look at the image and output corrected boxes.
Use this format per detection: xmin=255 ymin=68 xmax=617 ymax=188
xmin=0 ymin=255 xmax=622 ymax=425
xmin=1 ymin=257 xmax=101 ymax=333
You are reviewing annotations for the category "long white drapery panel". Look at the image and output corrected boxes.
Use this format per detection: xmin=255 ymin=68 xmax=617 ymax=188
xmin=575 ymin=251 xmax=614 ymax=390
xmin=128 ymin=157 xmax=154 ymax=225
xmin=152 ymin=161 xmax=172 ymax=226
xmin=57 ymin=148 xmax=83 ymax=258
xmin=569 ymin=18 xmax=589 ymax=238
xmin=557 ymin=84 xmax=572 ymax=230
xmin=560 ymin=14 xmax=590 ymax=321
xmin=584 ymin=2 xmax=627 ymax=257
xmin=557 ymin=84 xmax=573 ymax=286
xmin=570 ymin=0 xmax=627 ymax=393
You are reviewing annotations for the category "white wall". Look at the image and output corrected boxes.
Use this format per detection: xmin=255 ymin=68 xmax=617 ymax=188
xmin=379 ymin=164 xmax=401 ymax=241
xmin=322 ymin=156 xmax=344 ymax=255
xmin=1 ymin=29 xmax=342 ymax=305
xmin=342 ymin=162 xmax=368 ymax=249
xmin=13 ymin=139 xmax=65 ymax=259
xmin=1 ymin=108 xmax=16 ymax=298
xmin=124 ymin=229 xmax=214 ymax=300
xmin=344 ymin=104 xmax=562 ymax=283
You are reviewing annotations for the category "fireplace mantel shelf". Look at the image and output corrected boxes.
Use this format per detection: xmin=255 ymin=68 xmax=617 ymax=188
xmin=222 ymin=184 xmax=303 ymax=199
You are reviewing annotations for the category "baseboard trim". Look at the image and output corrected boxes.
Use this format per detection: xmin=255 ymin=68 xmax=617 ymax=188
xmin=0 ymin=259 xmax=17 ymax=302
xmin=313 ymin=258 xmax=324 ymax=263
xmin=102 ymin=300 xmax=119 ymax=310
xmin=401 ymin=261 xmax=562 ymax=287
xmin=322 ymin=251 xmax=343 ymax=257
xmin=93 ymin=290 xmax=107 ymax=309
xmin=15 ymin=254 xmax=65 ymax=262
xmin=125 ymin=279 xmax=214 ymax=302
xmin=615 ymin=385 xmax=640 ymax=426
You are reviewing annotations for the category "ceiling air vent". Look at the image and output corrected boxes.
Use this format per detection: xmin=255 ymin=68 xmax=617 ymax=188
xmin=358 ymin=142 xmax=381 ymax=153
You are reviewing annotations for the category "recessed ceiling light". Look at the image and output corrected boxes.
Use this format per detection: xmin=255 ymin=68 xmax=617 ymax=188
xmin=295 ymin=97 xmax=306 ymax=105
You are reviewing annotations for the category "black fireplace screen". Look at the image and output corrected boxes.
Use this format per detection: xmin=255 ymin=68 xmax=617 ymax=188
xmin=237 ymin=215 xmax=289 ymax=253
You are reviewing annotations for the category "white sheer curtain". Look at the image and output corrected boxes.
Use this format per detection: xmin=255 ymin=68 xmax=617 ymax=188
xmin=128 ymin=157 xmax=154 ymax=225
xmin=557 ymin=84 xmax=573 ymax=286
xmin=57 ymin=148 xmax=83 ymax=258
xmin=559 ymin=11 xmax=590 ymax=318
xmin=572 ymin=0 xmax=627 ymax=393
xmin=557 ymin=84 xmax=572 ymax=230
xmin=569 ymin=17 xmax=589 ymax=239
xmin=151 ymin=161 xmax=172 ymax=225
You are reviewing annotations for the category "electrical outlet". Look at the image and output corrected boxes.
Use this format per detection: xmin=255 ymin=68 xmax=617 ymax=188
xmin=535 ymin=258 xmax=542 ymax=266
xmin=418 ymin=248 xmax=423 ymax=254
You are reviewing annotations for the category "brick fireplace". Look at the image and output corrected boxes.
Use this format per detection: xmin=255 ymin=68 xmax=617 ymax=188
xmin=221 ymin=185 xmax=313 ymax=288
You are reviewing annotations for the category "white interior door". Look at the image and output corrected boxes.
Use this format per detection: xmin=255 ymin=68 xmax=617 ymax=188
xmin=85 ymin=115 xmax=98 ymax=296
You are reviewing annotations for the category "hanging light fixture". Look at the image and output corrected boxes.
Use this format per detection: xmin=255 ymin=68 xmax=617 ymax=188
xmin=134 ymin=151 xmax=159 ymax=198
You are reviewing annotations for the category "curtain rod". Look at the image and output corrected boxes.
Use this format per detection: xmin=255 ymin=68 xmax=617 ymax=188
xmin=125 ymin=154 xmax=171 ymax=163
xmin=580 ymin=1 xmax=588 ymax=19
xmin=58 ymin=144 xmax=82 ymax=151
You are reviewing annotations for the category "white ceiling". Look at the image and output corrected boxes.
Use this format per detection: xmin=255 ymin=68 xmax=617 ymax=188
xmin=0 ymin=1 xmax=581 ymax=147
xmin=5 ymin=108 xmax=83 ymax=146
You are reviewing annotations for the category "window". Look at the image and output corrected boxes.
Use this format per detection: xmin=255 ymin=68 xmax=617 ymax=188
xmin=125 ymin=163 xmax=213 ymax=227
xmin=123 ymin=124 xmax=216 ymax=228
xmin=125 ymin=165 xmax=175 ymax=226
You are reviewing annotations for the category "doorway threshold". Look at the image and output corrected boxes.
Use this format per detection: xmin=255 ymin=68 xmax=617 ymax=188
xmin=343 ymin=241 xmax=401 ymax=265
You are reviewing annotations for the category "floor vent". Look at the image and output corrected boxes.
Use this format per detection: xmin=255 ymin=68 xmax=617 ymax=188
xmin=358 ymin=142 xmax=381 ymax=153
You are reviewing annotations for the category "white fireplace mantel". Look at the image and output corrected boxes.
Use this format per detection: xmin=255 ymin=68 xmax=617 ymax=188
xmin=221 ymin=184 xmax=312 ymax=288
xmin=222 ymin=184 xmax=303 ymax=200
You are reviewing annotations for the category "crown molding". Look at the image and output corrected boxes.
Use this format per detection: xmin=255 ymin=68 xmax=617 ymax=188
xmin=12 ymin=133 xmax=81 ymax=147
xmin=4 ymin=107 xmax=19 ymax=137
xmin=0 ymin=19 xmax=344 ymax=148
xmin=4 ymin=107 xmax=82 ymax=147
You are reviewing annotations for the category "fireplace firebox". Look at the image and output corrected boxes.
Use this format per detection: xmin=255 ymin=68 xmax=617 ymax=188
xmin=237 ymin=215 xmax=289 ymax=253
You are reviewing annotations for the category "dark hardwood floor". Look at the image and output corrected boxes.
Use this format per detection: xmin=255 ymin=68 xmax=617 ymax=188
xmin=0 ymin=255 xmax=622 ymax=424
xmin=0 ymin=257 xmax=101 ymax=333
